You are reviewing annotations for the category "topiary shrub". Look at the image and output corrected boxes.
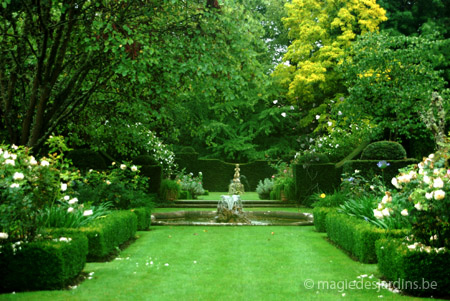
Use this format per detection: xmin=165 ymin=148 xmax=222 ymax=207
xmin=66 ymin=149 xmax=107 ymax=171
xmin=179 ymin=146 xmax=197 ymax=154
xmin=360 ymin=141 xmax=407 ymax=160
xmin=132 ymin=155 xmax=158 ymax=166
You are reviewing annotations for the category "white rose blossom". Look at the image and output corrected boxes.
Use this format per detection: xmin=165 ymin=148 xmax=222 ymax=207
xmin=433 ymin=178 xmax=444 ymax=189
xmin=433 ymin=189 xmax=446 ymax=200
xmin=10 ymin=183 xmax=20 ymax=188
xmin=373 ymin=209 xmax=384 ymax=219
xmin=40 ymin=160 xmax=50 ymax=166
xmin=0 ymin=232 xmax=8 ymax=239
xmin=5 ymin=159 xmax=15 ymax=166
xmin=68 ymin=198 xmax=79 ymax=205
xmin=13 ymin=172 xmax=24 ymax=180
xmin=67 ymin=207 xmax=74 ymax=213
xmin=131 ymin=165 xmax=138 ymax=172
xmin=401 ymin=209 xmax=408 ymax=216
xmin=120 ymin=164 xmax=126 ymax=170
xmin=414 ymin=203 xmax=423 ymax=211
xmin=83 ymin=210 xmax=93 ymax=216
xmin=61 ymin=183 xmax=68 ymax=191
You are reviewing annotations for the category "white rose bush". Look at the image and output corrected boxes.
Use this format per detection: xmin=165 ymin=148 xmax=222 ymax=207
xmin=376 ymin=152 xmax=450 ymax=249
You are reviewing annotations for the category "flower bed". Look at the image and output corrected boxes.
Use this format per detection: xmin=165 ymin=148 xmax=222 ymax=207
xmin=376 ymin=238 xmax=450 ymax=297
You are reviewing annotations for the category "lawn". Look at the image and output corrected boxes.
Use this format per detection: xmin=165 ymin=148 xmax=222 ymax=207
xmin=1 ymin=226 xmax=434 ymax=301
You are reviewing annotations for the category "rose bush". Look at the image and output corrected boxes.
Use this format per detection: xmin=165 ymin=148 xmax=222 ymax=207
xmin=0 ymin=138 xmax=79 ymax=242
xmin=374 ymin=152 xmax=450 ymax=249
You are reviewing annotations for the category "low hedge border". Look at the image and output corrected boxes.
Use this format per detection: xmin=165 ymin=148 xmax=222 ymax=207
xmin=78 ymin=210 xmax=137 ymax=261
xmin=0 ymin=232 xmax=88 ymax=292
xmin=325 ymin=212 xmax=409 ymax=263
xmin=313 ymin=207 xmax=337 ymax=232
xmin=376 ymin=238 xmax=450 ymax=297
xmin=131 ymin=207 xmax=152 ymax=230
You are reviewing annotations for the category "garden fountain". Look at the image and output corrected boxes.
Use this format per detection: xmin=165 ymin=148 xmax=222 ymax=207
xmin=151 ymin=164 xmax=313 ymax=226
xmin=215 ymin=195 xmax=251 ymax=224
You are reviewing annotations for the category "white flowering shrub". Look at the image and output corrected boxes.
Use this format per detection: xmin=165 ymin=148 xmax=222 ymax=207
xmin=297 ymin=122 xmax=376 ymax=162
xmin=374 ymin=152 xmax=450 ymax=249
xmin=0 ymin=140 xmax=79 ymax=242
xmin=74 ymin=161 xmax=153 ymax=209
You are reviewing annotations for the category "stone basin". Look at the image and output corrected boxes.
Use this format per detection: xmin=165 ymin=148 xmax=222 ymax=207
xmin=151 ymin=211 xmax=314 ymax=226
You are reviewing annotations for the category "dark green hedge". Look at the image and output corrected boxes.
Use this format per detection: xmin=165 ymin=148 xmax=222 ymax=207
xmin=66 ymin=149 xmax=107 ymax=171
xmin=133 ymin=155 xmax=158 ymax=166
xmin=175 ymin=158 xmax=276 ymax=191
xmin=78 ymin=210 xmax=137 ymax=261
xmin=140 ymin=165 xmax=162 ymax=194
xmin=293 ymin=163 xmax=342 ymax=203
xmin=0 ymin=232 xmax=88 ymax=292
xmin=313 ymin=207 xmax=337 ymax=232
xmin=131 ymin=207 xmax=152 ymax=230
xmin=325 ymin=212 xmax=409 ymax=263
xmin=376 ymin=239 xmax=450 ymax=297
xmin=342 ymin=159 xmax=418 ymax=188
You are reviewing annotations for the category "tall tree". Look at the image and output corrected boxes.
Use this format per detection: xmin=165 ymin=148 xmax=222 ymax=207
xmin=272 ymin=0 xmax=387 ymax=132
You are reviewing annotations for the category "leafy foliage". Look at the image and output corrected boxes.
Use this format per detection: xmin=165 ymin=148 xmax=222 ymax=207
xmin=273 ymin=0 xmax=387 ymax=132
xmin=340 ymin=32 xmax=449 ymax=140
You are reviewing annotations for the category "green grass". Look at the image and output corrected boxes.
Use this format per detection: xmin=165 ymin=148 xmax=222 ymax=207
xmin=1 ymin=226 xmax=435 ymax=301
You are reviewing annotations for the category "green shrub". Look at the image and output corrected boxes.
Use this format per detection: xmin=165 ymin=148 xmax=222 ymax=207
xmin=203 ymin=190 xmax=209 ymax=195
xmin=160 ymin=179 xmax=180 ymax=201
xmin=256 ymin=178 xmax=275 ymax=200
xmin=313 ymin=207 xmax=337 ymax=232
xmin=78 ymin=210 xmax=137 ymax=261
xmin=0 ymin=232 xmax=88 ymax=292
xmin=179 ymin=146 xmax=197 ymax=154
xmin=360 ymin=141 xmax=407 ymax=160
xmin=376 ymin=239 xmax=450 ymax=297
xmin=325 ymin=212 xmax=408 ymax=263
xmin=293 ymin=163 xmax=342 ymax=202
xmin=309 ymin=190 xmax=347 ymax=208
xmin=179 ymin=190 xmax=192 ymax=199
xmin=66 ymin=149 xmax=107 ymax=171
xmin=295 ymin=152 xmax=330 ymax=164
xmin=132 ymin=155 xmax=158 ymax=166
xmin=131 ymin=207 xmax=151 ymax=230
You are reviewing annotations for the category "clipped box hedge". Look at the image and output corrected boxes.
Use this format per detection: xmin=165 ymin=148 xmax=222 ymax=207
xmin=376 ymin=239 xmax=450 ymax=297
xmin=325 ymin=212 xmax=409 ymax=263
xmin=0 ymin=232 xmax=88 ymax=293
xmin=313 ymin=207 xmax=337 ymax=232
xmin=131 ymin=207 xmax=152 ymax=230
xmin=78 ymin=210 xmax=137 ymax=261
